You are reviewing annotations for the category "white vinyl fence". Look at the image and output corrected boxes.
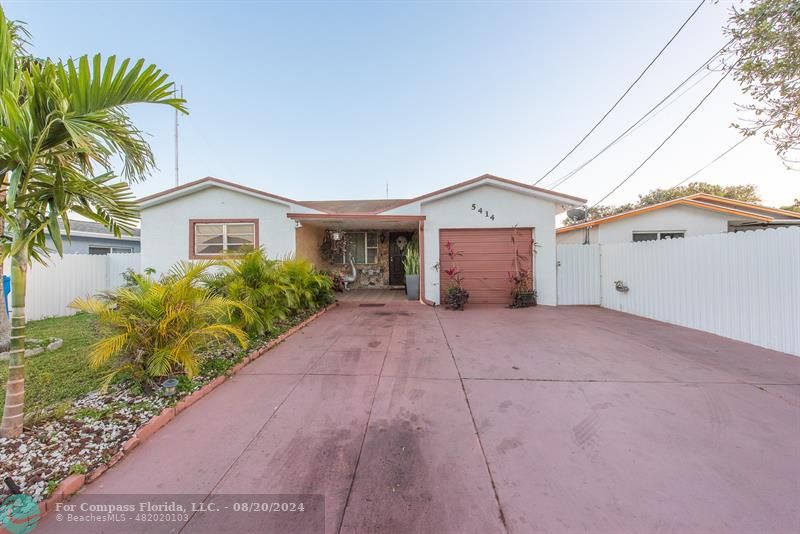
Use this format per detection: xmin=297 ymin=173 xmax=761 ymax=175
xmin=557 ymin=227 xmax=800 ymax=356
xmin=4 ymin=253 xmax=141 ymax=320
xmin=557 ymin=243 xmax=601 ymax=305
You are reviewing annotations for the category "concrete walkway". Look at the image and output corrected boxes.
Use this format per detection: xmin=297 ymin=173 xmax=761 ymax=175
xmin=37 ymin=303 xmax=800 ymax=533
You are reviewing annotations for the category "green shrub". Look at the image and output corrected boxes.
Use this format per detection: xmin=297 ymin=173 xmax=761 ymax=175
xmin=279 ymin=257 xmax=335 ymax=311
xmin=402 ymin=240 xmax=420 ymax=275
xmin=71 ymin=261 xmax=253 ymax=386
xmin=207 ymin=250 xmax=333 ymax=336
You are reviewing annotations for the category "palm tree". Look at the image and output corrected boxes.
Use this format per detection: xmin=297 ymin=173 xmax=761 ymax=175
xmin=0 ymin=15 xmax=31 ymax=355
xmin=0 ymin=7 xmax=186 ymax=437
xmin=72 ymin=261 xmax=253 ymax=386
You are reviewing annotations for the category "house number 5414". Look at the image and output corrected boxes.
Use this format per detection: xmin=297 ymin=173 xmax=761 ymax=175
xmin=471 ymin=203 xmax=495 ymax=220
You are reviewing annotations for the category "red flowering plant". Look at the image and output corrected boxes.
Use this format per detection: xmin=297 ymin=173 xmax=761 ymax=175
xmin=442 ymin=241 xmax=469 ymax=310
xmin=508 ymin=227 xmax=537 ymax=308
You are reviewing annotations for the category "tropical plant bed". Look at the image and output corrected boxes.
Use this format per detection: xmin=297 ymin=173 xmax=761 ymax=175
xmin=0 ymin=305 xmax=333 ymax=505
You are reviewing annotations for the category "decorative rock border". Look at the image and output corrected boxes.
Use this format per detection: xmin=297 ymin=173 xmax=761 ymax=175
xmin=34 ymin=302 xmax=337 ymax=517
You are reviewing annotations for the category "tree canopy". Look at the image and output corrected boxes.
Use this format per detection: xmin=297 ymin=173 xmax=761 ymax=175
xmin=725 ymin=0 xmax=800 ymax=166
xmin=782 ymin=197 xmax=800 ymax=211
xmin=570 ymin=182 xmax=762 ymax=223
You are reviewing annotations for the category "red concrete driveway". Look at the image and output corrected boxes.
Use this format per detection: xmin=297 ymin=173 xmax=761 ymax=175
xmin=37 ymin=303 xmax=800 ymax=533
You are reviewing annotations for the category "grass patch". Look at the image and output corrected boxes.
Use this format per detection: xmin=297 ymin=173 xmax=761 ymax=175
xmin=0 ymin=313 xmax=105 ymax=419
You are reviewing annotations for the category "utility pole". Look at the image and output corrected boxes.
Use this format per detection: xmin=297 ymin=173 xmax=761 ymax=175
xmin=174 ymin=85 xmax=183 ymax=186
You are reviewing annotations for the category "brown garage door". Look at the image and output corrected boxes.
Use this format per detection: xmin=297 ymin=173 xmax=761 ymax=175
xmin=439 ymin=228 xmax=533 ymax=305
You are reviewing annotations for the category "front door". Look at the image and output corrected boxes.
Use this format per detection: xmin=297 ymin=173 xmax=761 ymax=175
xmin=389 ymin=232 xmax=413 ymax=286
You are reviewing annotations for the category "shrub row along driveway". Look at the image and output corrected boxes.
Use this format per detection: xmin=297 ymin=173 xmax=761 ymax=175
xmin=38 ymin=303 xmax=800 ymax=533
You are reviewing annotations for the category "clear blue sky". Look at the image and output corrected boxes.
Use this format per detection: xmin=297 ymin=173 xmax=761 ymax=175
xmin=5 ymin=1 xmax=797 ymax=207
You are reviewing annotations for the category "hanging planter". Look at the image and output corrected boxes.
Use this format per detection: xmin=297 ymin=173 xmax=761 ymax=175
xmin=320 ymin=230 xmax=348 ymax=264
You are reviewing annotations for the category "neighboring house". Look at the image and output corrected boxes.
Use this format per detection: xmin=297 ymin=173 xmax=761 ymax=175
xmin=45 ymin=220 xmax=141 ymax=255
xmin=556 ymin=194 xmax=800 ymax=245
xmin=139 ymin=174 xmax=585 ymax=306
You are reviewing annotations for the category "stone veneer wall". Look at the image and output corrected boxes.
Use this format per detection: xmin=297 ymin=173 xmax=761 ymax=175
xmin=296 ymin=227 xmax=394 ymax=288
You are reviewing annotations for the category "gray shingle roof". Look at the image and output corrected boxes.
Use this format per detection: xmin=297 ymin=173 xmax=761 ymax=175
xmin=58 ymin=219 xmax=141 ymax=237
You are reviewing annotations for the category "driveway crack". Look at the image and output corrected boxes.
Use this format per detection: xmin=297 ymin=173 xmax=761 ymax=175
xmin=435 ymin=307 xmax=509 ymax=533
xmin=335 ymin=329 xmax=390 ymax=533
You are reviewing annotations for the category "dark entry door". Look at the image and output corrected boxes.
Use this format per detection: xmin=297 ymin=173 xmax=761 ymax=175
xmin=389 ymin=232 xmax=413 ymax=286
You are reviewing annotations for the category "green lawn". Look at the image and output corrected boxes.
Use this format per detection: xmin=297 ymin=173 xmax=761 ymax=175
xmin=0 ymin=313 xmax=105 ymax=420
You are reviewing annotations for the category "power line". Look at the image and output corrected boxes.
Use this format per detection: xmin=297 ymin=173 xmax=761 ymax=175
xmin=547 ymin=65 xmax=716 ymax=190
xmin=545 ymin=44 xmax=726 ymax=191
xmin=533 ymin=0 xmax=707 ymax=186
xmin=671 ymin=137 xmax=749 ymax=189
xmin=590 ymin=66 xmax=735 ymax=208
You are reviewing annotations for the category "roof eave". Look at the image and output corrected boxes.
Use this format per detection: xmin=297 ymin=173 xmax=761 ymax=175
xmin=688 ymin=193 xmax=800 ymax=219
xmin=556 ymin=197 xmax=774 ymax=234
xmin=287 ymin=213 xmax=425 ymax=221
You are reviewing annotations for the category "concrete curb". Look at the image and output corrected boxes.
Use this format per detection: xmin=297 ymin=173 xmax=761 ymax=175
xmin=35 ymin=302 xmax=337 ymax=516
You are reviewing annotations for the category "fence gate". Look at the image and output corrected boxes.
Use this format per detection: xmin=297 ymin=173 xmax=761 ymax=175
xmin=556 ymin=244 xmax=601 ymax=305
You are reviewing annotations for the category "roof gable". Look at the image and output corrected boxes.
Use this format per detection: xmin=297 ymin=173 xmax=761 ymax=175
xmin=376 ymin=174 xmax=586 ymax=212
xmin=138 ymin=177 xmax=323 ymax=211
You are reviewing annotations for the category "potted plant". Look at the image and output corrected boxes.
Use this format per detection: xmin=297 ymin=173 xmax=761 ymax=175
xmin=509 ymin=268 xmax=536 ymax=308
xmin=508 ymin=227 xmax=536 ymax=308
xmin=402 ymin=240 xmax=420 ymax=300
xmin=442 ymin=241 xmax=469 ymax=310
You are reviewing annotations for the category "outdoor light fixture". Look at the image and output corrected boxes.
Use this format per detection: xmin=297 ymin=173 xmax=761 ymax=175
xmin=161 ymin=378 xmax=179 ymax=397
xmin=380 ymin=233 xmax=386 ymax=244
xmin=295 ymin=220 xmax=303 ymax=229
xmin=332 ymin=231 xmax=341 ymax=241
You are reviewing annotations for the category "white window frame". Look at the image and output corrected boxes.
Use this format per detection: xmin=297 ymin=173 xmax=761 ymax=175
xmin=193 ymin=221 xmax=257 ymax=257
xmin=341 ymin=231 xmax=379 ymax=264
xmin=632 ymin=230 xmax=686 ymax=242
xmin=88 ymin=246 xmax=111 ymax=255
xmin=88 ymin=245 xmax=134 ymax=255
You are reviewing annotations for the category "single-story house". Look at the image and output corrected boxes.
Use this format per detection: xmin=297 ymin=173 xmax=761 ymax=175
xmin=139 ymin=174 xmax=585 ymax=306
xmin=556 ymin=193 xmax=800 ymax=245
xmin=46 ymin=220 xmax=141 ymax=255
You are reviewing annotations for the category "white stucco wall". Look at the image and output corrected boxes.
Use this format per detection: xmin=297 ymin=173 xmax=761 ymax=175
xmin=421 ymin=183 xmax=561 ymax=306
xmin=140 ymin=186 xmax=297 ymax=274
xmin=556 ymin=226 xmax=597 ymax=245
xmin=556 ymin=204 xmax=751 ymax=245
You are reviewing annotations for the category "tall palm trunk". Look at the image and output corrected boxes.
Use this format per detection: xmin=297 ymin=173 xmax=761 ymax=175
xmin=0 ymin=186 xmax=8 ymax=353
xmin=0 ymin=252 xmax=27 ymax=437
xmin=0 ymin=251 xmax=8 ymax=353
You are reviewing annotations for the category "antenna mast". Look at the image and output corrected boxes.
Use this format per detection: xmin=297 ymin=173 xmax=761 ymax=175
xmin=174 ymin=85 xmax=183 ymax=186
